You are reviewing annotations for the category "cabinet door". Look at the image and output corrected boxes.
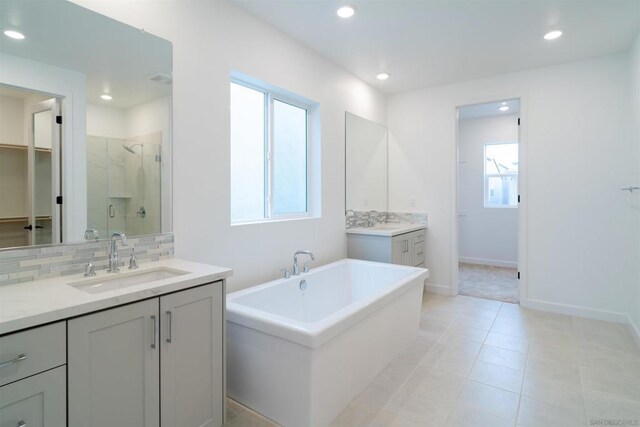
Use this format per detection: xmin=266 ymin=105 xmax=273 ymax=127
xmin=392 ymin=235 xmax=413 ymax=266
xmin=68 ymin=299 xmax=160 ymax=427
xmin=0 ymin=366 xmax=66 ymax=427
xmin=161 ymin=283 xmax=224 ymax=427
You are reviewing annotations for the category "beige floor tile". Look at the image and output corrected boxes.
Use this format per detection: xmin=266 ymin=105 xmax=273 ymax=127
xmin=478 ymin=344 xmax=527 ymax=371
xmin=517 ymin=395 xmax=587 ymax=427
xmin=433 ymin=350 xmax=476 ymax=377
xmin=491 ymin=320 xmax=531 ymax=339
xmin=485 ymin=331 xmax=529 ymax=354
xmin=224 ymin=407 xmax=278 ymax=427
xmin=528 ymin=337 xmax=579 ymax=364
xmin=455 ymin=380 xmax=520 ymax=421
xmin=445 ymin=403 xmax=515 ymax=427
xmin=226 ymin=398 xmax=246 ymax=422
xmin=521 ymin=373 xmax=585 ymax=413
xmin=461 ymin=306 xmax=500 ymax=320
xmin=439 ymin=323 xmax=488 ymax=344
xmin=532 ymin=313 xmax=575 ymax=335
xmin=583 ymin=389 xmax=640 ymax=423
xmin=581 ymin=367 xmax=640 ymax=403
xmin=387 ymin=392 xmax=453 ymax=426
xmin=393 ymin=365 xmax=466 ymax=408
xmin=370 ymin=409 xmax=422 ymax=427
xmin=330 ymin=399 xmax=382 ymax=427
xmin=453 ymin=314 xmax=495 ymax=331
xmin=438 ymin=335 xmax=483 ymax=359
xmin=525 ymin=358 xmax=582 ymax=386
xmin=468 ymin=360 xmax=524 ymax=393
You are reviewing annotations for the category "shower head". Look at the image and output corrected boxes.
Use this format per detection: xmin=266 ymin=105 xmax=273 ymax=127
xmin=123 ymin=143 xmax=143 ymax=153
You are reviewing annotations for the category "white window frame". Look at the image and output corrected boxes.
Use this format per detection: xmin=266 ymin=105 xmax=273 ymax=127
xmin=483 ymin=141 xmax=518 ymax=209
xmin=231 ymin=77 xmax=315 ymax=225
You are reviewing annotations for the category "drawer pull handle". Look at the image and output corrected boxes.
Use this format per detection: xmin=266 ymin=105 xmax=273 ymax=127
xmin=151 ymin=315 xmax=157 ymax=349
xmin=166 ymin=311 xmax=173 ymax=343
xmin=18 ymin=421 xmax=26 ymax=427
xmin=0 ymin=354 xmax=26 ymax=369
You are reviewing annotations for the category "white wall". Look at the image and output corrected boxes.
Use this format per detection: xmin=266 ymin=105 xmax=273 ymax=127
xmin=629 ymin=33 xmax=640 ymax=334
xmin=458 ymin=114 xmax=518 ymax=268
xmin=74 ymin=0 xmax=387 ymax=292
xmin=86 ymin=103 xmax=126 ymax=138
xmin=388 ymin=53 xmax=638 ymax=322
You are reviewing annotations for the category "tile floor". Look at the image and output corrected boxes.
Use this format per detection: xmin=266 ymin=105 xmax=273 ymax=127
xmin=226 ymin=292 xmax=640 ymax=426
xmin=458 ymin=263 xmax=519 ymax=303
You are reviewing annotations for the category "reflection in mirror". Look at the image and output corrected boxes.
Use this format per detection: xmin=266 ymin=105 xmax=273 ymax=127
xmin=0 ymin=0 xmax=172 ymax=249
xmin=345 ymin=112 xmax=388 ymax=213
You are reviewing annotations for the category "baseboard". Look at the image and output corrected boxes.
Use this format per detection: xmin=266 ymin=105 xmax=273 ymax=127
xmin=424 ymin=283 xmax=450 ymax=295
xmin=521 ymin=298 xmax=629 ymax=324
xmin=458 ymin=257 xmax=517 ymax=269
xmin=627 ymin=314 xmax=640 ymax=348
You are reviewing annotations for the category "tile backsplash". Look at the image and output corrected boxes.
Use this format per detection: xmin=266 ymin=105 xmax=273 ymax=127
xmin=0 ymin=233 xmax=174 ymax=286
xmin=345 ymin=211 xmax=428 ymax=228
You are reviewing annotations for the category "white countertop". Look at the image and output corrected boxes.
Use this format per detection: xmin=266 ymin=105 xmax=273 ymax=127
xmin=346 ymin=223 xmax=426 ymax=237
xmin=0 ymin=258 xmax=232 ymax=335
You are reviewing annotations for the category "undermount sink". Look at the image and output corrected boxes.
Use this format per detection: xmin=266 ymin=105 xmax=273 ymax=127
xmin=69 ymin=267 xmax=189 ymax=294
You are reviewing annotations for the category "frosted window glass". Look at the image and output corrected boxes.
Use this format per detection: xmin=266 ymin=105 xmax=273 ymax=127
xmin=230 ymin=82 xmax=265 ymax=222
xmin=272 ymin=100 xmax=307 ymax=214
xmin=484 ymin=142 xmax=518 ymax=207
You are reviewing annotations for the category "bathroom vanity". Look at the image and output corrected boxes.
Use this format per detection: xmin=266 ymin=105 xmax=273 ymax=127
xmin=0 ymin=259 xmax=232 ymax=427
xmin=347 ymin=224 xmax=426 ymax=267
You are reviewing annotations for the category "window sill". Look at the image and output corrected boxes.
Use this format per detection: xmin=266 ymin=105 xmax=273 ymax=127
xmin=231 ymin=215 xmax=320 ymax=227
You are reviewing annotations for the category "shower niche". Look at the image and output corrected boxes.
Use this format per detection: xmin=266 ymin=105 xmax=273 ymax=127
xmin=87 ymin=133 xmax=162 ymax=239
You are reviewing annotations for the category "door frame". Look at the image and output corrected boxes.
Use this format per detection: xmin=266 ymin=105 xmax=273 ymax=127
xmin=28 ymin=98 xmax=62 ymax=245
xmin=451 ymin=96 xmax=528 ymax=305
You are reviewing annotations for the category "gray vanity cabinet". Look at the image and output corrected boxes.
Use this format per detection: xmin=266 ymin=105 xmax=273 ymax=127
xmin=68 ymin=282 xmax=224 ymax=427
xmin=348 ymin=228 xmax=426 ymax=268
xmin=0 ymin=322 xmax=67 ymax=427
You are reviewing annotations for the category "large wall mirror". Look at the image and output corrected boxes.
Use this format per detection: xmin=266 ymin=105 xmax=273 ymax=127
xmin=0 ymin=0 xmax=172 ymax=249
xmin=345 ymin=112 xmax=388 ymax=212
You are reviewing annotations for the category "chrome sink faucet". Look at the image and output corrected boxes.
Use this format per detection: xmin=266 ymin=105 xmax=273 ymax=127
xmin=108 ymin=232 xmax=128 ymax=273
xmin=293 ymin=250 xmax=314 ymax=276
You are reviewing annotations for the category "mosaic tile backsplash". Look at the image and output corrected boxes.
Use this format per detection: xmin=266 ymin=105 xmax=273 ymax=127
xmin=0 ymin=233 xmax=174 ymax=286
xmin=345 ymin=211 xmax=428 ymax=229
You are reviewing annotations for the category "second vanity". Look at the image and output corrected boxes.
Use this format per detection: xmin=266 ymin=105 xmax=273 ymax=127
xmin=0 ymin=258 xmax=232 ymax=427
xmin=347 ymin=223 xmax=426 ymax=268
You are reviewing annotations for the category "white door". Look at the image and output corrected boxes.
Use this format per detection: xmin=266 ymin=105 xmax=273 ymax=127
xmin=68 ymin=299 xmax=160 ymax=427
xmin=161 ymin=283 xmax=224 ymax=427
xmin=0 ymin=366 xmax=66 ymax=427
xmin=28 ymin=98 xmax=61 ymax=245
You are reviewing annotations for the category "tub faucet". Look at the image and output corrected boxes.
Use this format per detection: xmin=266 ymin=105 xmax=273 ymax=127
xmin=293 ymin=250 xmax=314 ymax=276
xmin=108 ymin=232 xmax=128 ymax=273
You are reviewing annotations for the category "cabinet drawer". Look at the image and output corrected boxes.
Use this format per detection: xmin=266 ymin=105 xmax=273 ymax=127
xmin=414 ymin=242 xmax=425 ymax=266
xmin=0 ymin=322 xmax=66 ymax=387
xmin=0 ymin=365 xmax=66 ymax=427
xmin=413 ymin=230 xmax=425 ymax=244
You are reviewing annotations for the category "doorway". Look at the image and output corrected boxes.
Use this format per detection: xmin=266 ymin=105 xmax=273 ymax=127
xmin=0 ymin=85 xmax=62 ymax=248
xmin=455 ymin=99 xmax=521 ymax=303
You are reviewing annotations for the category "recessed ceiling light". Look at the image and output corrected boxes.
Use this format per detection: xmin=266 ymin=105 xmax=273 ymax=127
xmin=544 ymin=30 xmax=563 ymax=40
xmin=337 ymin=6 xmax=356 ymax=18
xmin=4 ymin=30 xmax=25 ymax=40
xmin=499 ymin=106 xmax=510 ymax=111
xmin=501 ymin=102 xmax=507 ymax=105
xmin=376 ymin=73 xmax=390 ymax=80
xmin=100 ymin=94 xmax=113 ymax=101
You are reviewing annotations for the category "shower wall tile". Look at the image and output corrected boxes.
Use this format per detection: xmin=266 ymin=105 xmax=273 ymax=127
xmin=0 ymin=233 xmax=174 ymax=286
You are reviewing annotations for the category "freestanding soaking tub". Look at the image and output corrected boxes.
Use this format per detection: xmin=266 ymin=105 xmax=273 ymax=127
xmin=226 ymin=258 xmax=429 ymax=426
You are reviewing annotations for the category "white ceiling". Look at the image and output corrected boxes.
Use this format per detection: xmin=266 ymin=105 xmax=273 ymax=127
xmin=458 ymin=99 xmax=520 ymax=120
xmin=233 ymin=0 xmax=640 ymax=94
xmin=0 ymin=0 xmax=171 ymax=109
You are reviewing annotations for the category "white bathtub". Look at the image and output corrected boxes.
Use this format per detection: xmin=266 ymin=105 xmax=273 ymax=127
xmin=226 ymin=258 xmax=429 ymax=426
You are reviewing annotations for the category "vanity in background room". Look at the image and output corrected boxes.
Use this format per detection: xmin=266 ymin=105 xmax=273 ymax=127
xmin=0 ymin=2 xmax=230 ymax=426
xmin=344 ymin=112 xmax=427 ymax=268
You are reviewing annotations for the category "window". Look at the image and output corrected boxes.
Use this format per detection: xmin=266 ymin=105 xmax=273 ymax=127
xmin=484 ymin=142 xmax=518 ymax=207
xmin=230 ymin=79 xmax=311 ymax=223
